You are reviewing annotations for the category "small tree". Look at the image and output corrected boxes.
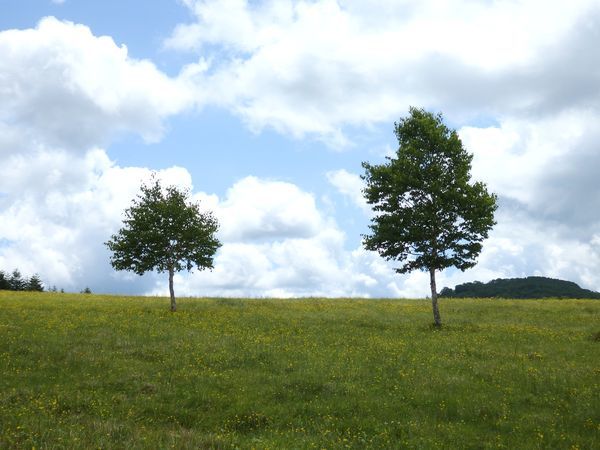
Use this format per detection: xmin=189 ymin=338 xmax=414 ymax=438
xmin=26 ymin=274 xmax=44 ymax=292
xmin=105 ymin=176 xmax=221 ymax=312
xmin=9 ymin=269 xmax=25 ymax=291
xmin=362 ymin=107 xmax=497 ymax=326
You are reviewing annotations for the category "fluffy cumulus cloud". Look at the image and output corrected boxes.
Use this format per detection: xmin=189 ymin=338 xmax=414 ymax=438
xmin=168 ymin=0 xmax=600 ymax=143
xmin=326 ymin=169 xmax=370 ymax=215
xmin=154 ymin=176 xmax=412 ymax=298
xmin=455 ymin=108 xmax=600 ymax=291
xmin=216 ymin=177 xmax=324 ymax=241
xmin=0 ymin=17 xmax=192 ymax=152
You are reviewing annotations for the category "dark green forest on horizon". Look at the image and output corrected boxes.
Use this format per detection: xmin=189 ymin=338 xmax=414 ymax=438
xmin=440 ymin=276 xmax=600 ymax=299
xmin=0 ymin=269 xmax=43 ymax=292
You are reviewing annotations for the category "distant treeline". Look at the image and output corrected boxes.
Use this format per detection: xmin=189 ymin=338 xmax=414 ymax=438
xmin=440 ymin=276 xmax=600 ymax=299
xmin=0 ymin=269 xmax=44 ymax=292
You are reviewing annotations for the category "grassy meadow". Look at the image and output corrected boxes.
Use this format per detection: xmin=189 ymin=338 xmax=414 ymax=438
xmin=0 ymin=291 xmax=598 ymax=449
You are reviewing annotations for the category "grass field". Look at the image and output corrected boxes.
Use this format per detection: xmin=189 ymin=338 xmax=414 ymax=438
xmin=0 ymin=291 xmax=598 ymax=449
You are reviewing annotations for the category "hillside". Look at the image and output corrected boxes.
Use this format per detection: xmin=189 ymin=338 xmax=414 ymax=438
xmin=440 ymin=276 xmax=600 ymax=299
xmin=0 ymin=291 xmax=598 ymax=448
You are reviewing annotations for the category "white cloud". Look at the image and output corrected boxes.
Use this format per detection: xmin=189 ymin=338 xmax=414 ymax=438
xmin=458 ymin=108 xmax=600 ymax=247
xmin=215 ymin=176 xmax=324 ymax=241
xmin=150 ymin=176 xmax=412 ymax=298
xmin=168 ymin=0 xmax=600 ymax=143
xmin=459 ymin=109 xmax=597 ymax=205
xmin=326 ymin=169 xmax=369 ymax=214
xmin=158 ymin=173 xmax=600 ymax=299
xmin=0 ymin=17 xmax=192 ymax=152
xmin=169 ymin=0 xmax=591 ymax=68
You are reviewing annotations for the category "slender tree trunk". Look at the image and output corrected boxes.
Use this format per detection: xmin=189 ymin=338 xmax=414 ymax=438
xmin=429 ymin=267 xmax=442 ymax=327
xmin=168 ymin=267 xmax=176 ymax=312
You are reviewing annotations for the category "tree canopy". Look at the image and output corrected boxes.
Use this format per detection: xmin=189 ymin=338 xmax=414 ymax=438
xmin=362 ymin=107 xmax=497 ymax=326
xmin=0 ymin=269 xmax=44 ymax=292
xmin=26 ymin=274 xmax=44 ymax=292
xmin=105 ymin=177 xmax=221 ymax=311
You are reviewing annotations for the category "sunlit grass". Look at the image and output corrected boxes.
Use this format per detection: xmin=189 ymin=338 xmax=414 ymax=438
xmin=0 ymin=291 xmax=598 ymax=448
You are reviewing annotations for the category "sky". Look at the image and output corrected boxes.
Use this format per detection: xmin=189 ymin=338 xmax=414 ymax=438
xmin=1 ymin=0 xmax=599 ymax=298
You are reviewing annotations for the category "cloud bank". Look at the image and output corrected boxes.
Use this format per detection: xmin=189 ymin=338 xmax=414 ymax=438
xmin=1 ymin=3 xmax=600 ymax=297
xmin=168 ymin=0 xmax=600 ymax=143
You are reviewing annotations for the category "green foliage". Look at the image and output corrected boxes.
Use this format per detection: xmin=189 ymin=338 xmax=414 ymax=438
xmin=0 ymin=292 xmax=598 ymax=448
xmin=106 ymin=177 xmax=221 ymax=275
xmin=0 ymin=269 xmax=43 ymax=292
xmin=362 ymin=107 xmax=497 ymax=274
xmin=9 ymin=269 xmax=25 ymax=291
xmin=105 ymin=176 xmax=221 ymax=306
xmin=25 ymin=274 xmax=44 ymax=292
xmin=0 ymin=271 xmax=9 ymax=290
xmin=441 ymin=276 xmax=600 ymax=299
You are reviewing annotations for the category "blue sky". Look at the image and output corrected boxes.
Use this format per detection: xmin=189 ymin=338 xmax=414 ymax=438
xmin=1 ymin=0 xmax=600 ymax=297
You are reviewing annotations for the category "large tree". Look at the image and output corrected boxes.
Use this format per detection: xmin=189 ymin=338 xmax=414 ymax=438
xmin=106 ymin=177 xmax=221 ymax=312
xmin=362 ymin=107 xmax=497 ymax=326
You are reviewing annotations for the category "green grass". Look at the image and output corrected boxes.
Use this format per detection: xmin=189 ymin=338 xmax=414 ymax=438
xmin=0 ymin=291 xmax=598 ymax=449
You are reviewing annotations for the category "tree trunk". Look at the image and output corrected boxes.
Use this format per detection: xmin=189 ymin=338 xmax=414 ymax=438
xmin=168 ymin=267 xmax=176 ymax=312
xmin=429 ymin=268 xmax=442 ymax=327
